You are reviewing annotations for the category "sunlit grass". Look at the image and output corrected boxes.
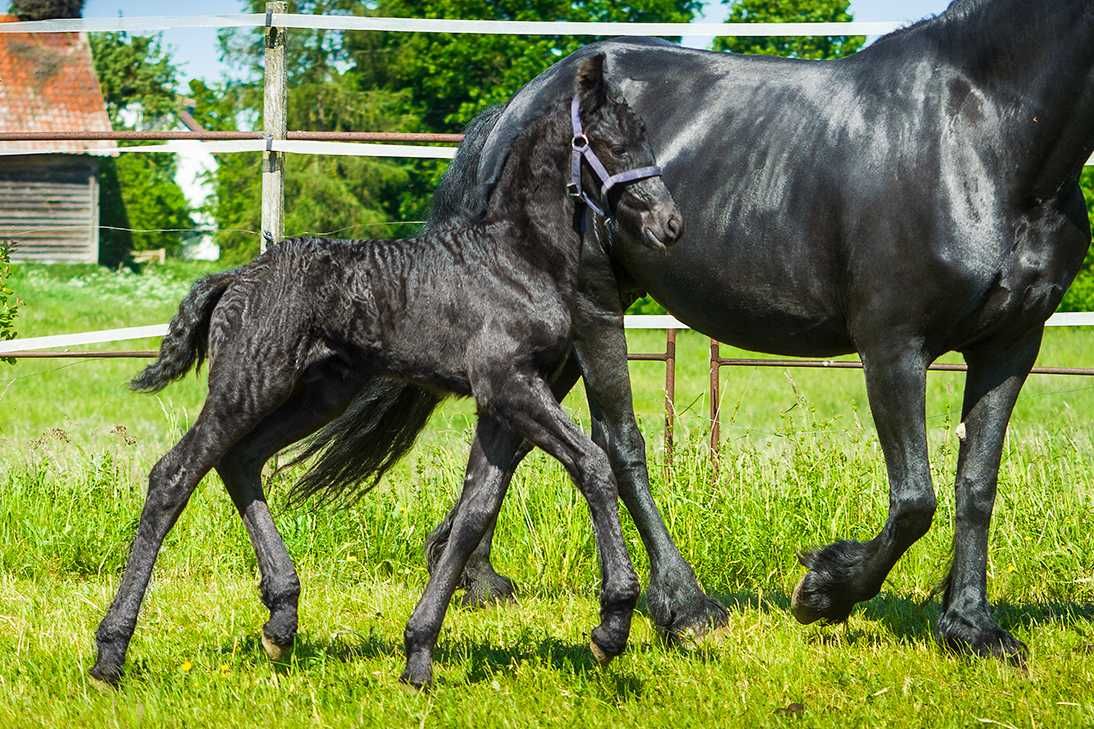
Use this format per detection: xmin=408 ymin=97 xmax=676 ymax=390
xmin=0 ymin=263 xmax=1091 ymax=727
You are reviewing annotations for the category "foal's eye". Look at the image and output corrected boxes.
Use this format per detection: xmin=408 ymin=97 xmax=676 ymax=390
xmin=610 ymin=145 xmax=628 ymax=156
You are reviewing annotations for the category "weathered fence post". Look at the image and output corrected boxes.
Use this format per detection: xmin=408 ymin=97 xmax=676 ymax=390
xmin=709 ymin=339 xmax=721 ymax=480
xmin=261 ymin=1 xmax=287 ymax=253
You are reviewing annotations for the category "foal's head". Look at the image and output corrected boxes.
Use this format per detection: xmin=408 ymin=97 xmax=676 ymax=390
xmin=571 ymin=53 xmax=684 ymax=250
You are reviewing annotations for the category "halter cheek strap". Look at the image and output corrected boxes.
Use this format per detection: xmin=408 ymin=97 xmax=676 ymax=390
xmin=568 ymin=96 xmax=663 ymax=222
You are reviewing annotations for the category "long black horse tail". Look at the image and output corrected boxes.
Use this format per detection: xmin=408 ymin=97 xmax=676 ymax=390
xmin=283 ymin=378 xmax=442 ymax=507
xmin=130 ymin=270 xmax=237 ymax=393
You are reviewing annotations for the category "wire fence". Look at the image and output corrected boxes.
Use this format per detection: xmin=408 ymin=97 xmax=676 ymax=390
xmin=2 ymin=9 xmax=1092 ymax=461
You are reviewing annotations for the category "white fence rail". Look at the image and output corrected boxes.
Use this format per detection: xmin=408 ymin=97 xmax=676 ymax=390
xmin=0 ymin=14 xmax=902 ymax=37
xmin=3 ymin=313 xmax=1093 ymax=355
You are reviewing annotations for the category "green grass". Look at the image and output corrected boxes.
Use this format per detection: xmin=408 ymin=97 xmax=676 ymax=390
xmin=0 ymin=263 xmax=1092 ymax=727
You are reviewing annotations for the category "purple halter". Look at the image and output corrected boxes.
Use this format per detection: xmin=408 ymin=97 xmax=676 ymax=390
xmin=567 ymin=96 xmax=663 ymax=223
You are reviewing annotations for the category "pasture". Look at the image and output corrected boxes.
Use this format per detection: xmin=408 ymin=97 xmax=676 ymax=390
xmin=1 ymin=262 xmax=1092 ymax=727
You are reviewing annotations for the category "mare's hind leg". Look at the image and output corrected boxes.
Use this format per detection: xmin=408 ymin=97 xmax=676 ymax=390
xmin=425 ymin=356 xmax=582 ymax=605
xmin=792 ymin=345 xmax=936 ymax=624
xmin=216 ymin=367 xmax=364 ymax=659
xmin=402 ymin=371 xmax=639 ymax=687
xmin=937 ymin=329 xmax=1041 ymax=664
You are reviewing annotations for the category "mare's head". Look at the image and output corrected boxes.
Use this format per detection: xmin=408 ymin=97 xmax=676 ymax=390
xmin=571 ymin=54 xmax=683 ymax=250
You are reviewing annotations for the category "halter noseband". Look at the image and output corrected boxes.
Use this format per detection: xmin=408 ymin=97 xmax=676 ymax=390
xmin=568 ymin=95 xmax=663 ymax=226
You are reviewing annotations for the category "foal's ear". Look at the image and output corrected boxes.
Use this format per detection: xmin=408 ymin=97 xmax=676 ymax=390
xmin=575 ymin=53 xmax=608 ymax=112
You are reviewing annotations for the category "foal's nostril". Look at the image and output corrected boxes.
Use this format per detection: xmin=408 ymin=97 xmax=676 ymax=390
xmin=665 ymin=213 xmax=684 ymax=242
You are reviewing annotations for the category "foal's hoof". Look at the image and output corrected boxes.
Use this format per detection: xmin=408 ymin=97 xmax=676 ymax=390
xmin=589 ymin=638 xmax=613 ymax=667
xmin=937 ymin=612 xmax=1029 ymax=668
xmin=89 ymin=663 xmax=122 ymax=689
xmin=399 ymin=658 xmax=434 ymax=690
xmin=261 ymin=632 xmax=294 ymax=662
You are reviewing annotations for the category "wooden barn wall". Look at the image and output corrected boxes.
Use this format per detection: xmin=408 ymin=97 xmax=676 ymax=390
xmin=0 ymin=155 xmax=100 ymax=263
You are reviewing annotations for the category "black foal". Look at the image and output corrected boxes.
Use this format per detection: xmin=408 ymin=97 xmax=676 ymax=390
xmin=90 ymin=55 xmax=683 ymax=688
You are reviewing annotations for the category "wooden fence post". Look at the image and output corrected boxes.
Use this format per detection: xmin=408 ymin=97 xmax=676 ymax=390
xmin=261 ymin=1 xmax=287 ymax=253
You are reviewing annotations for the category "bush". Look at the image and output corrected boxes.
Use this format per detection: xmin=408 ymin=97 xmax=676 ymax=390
xmin=0 ymin=241 xmax=19 ymax=363
xmin=9 ymin=0 xmax=84 ymax=20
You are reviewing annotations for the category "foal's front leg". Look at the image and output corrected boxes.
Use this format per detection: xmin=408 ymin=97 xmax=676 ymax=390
xmin=402 ymin=417 xmax=524 ymax=687
xmin=402 ymin=373 xmax=640 ymax=687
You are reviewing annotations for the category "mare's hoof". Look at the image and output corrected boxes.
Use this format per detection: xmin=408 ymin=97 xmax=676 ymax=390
xmin=589 ymin=638 xmax=613 ymax=667
xmin=657 ymin=596 xmax=729 ymax=645
xmin=261 ymin=632 xmax=294 ymax=662
xmin=461 ymin=570 xmax=517 ymax=609
xmin=937 ymin=612 xmax=1028 ymax=668
xmin=791 ymin=543 xmax=872 ymax=625
xmin=89 ymin=663 xmax=122 ymax=689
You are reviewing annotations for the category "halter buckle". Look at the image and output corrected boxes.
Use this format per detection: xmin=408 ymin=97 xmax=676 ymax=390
xmin=571 ymin=134 xmax=590 ymax=151
xmin=566 ymin=181 xmax=581 ymax=198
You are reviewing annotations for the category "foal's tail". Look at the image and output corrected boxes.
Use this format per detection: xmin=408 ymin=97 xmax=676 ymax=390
xmin=130 ymin=270 xmax=238 ymax=393
xmin=283 ymin=379 xmax=442 ymax=507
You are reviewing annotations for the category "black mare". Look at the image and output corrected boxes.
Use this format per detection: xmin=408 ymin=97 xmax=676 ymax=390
xmin=90 ymin=56 xmax=682 ymax=688
xmin=421 ymin=0 xmax=1094 ymax=660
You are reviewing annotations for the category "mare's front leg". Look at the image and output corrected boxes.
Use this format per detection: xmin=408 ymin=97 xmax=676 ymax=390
xmin=936 ymin=329 xmax=1041 ymax=663
xmin=792 ymin=344 xmax=936 ymax=624
xmin=574 ymin=319 xmax=727 ymax=640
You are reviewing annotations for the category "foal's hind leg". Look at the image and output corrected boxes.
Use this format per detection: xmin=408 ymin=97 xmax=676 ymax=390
xmin=216 ymin=370 xmax=363 ymax=659
xmin=792 ymin=344 xmax=935 ymax=624
xmin=937 ymin=329 xmax=1040 ymax=664
xmin=91 ymin=402 xmax=272 ymax=685
xmin=403 ymin=416 xmax=524 ymax=687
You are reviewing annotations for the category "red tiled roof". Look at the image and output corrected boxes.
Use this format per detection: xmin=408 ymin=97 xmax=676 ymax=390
xmin=0 ymin=15 xmax=114 ymax=154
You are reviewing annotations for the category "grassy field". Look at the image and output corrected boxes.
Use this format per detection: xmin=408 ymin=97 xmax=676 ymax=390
xmin=0 ymin=263 xmax=1092 ymax=727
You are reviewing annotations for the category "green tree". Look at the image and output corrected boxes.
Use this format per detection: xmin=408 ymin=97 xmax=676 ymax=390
xmin=202 ymin=1 xmax=424 ymax=261
xmin=1060 ymin=169 xmax=1094 ymax=311
xmin=0 ymin=240 xmax=17 ymax=363
xmin=8 ymin=0 xmax=83 ymax=20
xmin=90 ymin=33 xmax=194 ymax=258
xmin=713 ymin=0 xmax=864 ymax=59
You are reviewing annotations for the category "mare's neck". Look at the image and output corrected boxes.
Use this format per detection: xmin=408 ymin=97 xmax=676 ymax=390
xmin=933 ymin=0 xmax=1094 ymax=199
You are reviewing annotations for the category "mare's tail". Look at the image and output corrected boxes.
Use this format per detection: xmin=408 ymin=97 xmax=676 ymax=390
xmin=130 ymin=270 xmax=238 ymax=393
xmin=284 ymin=378 xmax=442 ymax=507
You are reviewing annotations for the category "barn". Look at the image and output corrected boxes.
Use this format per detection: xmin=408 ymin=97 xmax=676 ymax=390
xmin=0 ymin=14 xmax=114 ymax=263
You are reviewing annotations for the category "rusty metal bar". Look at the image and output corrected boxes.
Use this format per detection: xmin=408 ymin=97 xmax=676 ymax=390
xmin=0 ymin=131 xmax=465 ymax=143
xmin=709 ymin=340 xmax=721 ymax=480
xmin=664 ymin=329 xmax=677 ymax=473
xmin=706 ymin=341 xmax=1094 ymax=477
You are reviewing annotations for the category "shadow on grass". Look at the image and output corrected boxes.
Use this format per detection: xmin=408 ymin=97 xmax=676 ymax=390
xmin=697 ymin=588 xmax=1094 ymax=645
xmin=221 ymin=629 xmax=643 ymax=696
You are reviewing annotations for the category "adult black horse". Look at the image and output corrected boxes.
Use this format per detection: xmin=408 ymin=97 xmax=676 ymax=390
xmin=409 ymin=0 xmax=1094 ymax=662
